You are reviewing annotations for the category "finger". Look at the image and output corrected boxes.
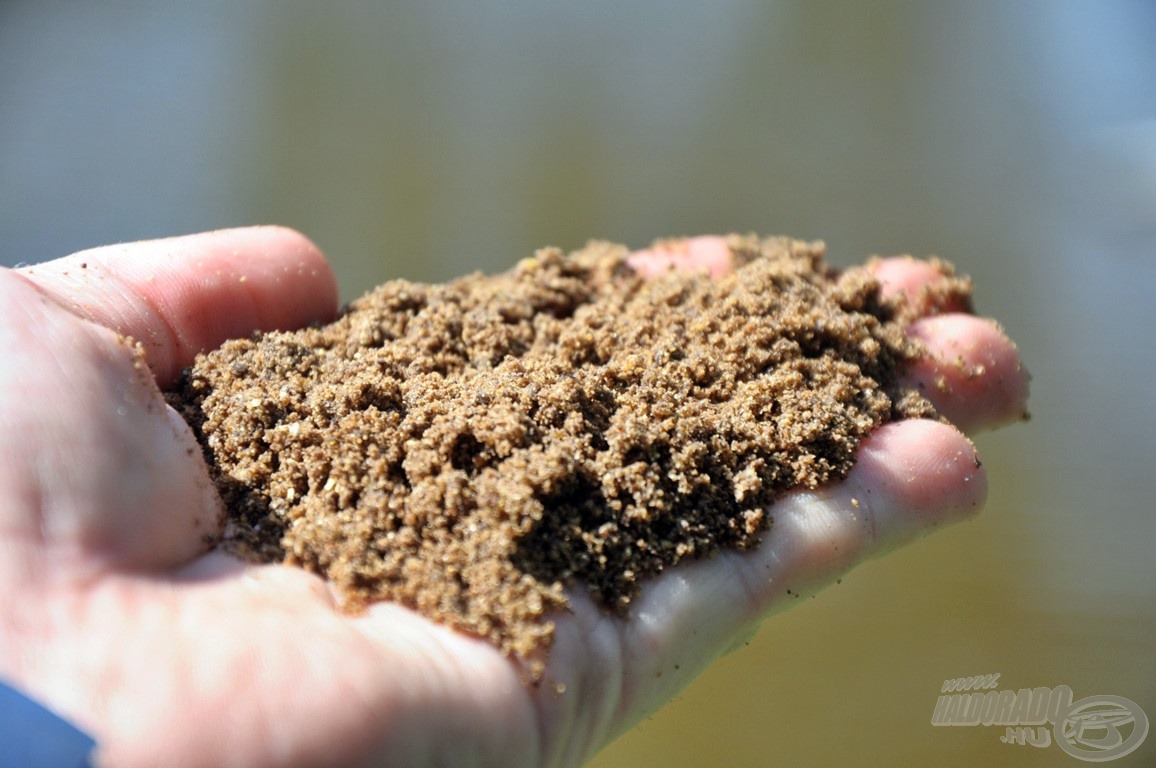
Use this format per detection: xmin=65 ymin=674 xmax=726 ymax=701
xmin=626 ymin=235 xmax=733 ymax=279
xmin=869 ymin=255 xmax=973 ymax=316
xmin=906 ymin=315 xmax=1031 ymax=433
xmin=17 ymin=226 xmax=338 ymax=388
xmin=847 ymin=256 xmax=1031 ymax=432
xmin=545 ymin=419 xmax=984 ymax=743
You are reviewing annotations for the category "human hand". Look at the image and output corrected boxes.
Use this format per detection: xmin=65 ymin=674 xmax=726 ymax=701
xmin=0 ymin=229 xmax=1027 ymax=767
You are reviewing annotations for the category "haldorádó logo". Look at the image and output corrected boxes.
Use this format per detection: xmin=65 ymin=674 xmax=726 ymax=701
xmin=931 ymin=674 xmax=1148 ymax=762
xmin=1056 ymin=695 xmax=1149 ymax=762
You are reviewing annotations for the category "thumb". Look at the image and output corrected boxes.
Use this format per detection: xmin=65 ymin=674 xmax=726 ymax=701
xmin=1 ymin=227 xmax=338 ymax=577
xmin=17 ymin=226 xmax=338 ymax=388
xmin=0 ymin=269 xmax=220 ymax=578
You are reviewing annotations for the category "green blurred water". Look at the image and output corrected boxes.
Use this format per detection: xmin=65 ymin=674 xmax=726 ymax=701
xmin=2 ymin=2 xmax=1153 ymax=765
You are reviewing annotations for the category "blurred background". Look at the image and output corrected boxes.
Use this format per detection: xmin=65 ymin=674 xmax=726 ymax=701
xmin=2 ymin=1 xmax=1153 ymax=765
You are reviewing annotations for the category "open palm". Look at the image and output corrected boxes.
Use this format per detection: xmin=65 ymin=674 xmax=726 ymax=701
xmin=0 ymin=228 xmax=1027 ymax=768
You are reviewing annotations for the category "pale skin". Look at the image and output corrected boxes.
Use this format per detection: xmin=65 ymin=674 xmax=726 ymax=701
xmin=0 ymin=227 xmax=1028 ymax=767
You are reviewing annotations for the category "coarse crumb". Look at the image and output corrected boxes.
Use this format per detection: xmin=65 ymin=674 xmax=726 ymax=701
xmin=167 ymin=234 xmax=968 ymax=668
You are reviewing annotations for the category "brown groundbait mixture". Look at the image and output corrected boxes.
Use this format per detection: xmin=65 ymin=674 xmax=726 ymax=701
xmin=167 ymin=235 xmax=970 ymax=667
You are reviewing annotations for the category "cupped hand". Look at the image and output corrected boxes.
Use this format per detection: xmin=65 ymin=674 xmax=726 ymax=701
xmin=0 ymin=230 xmax=1027 ymax=768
